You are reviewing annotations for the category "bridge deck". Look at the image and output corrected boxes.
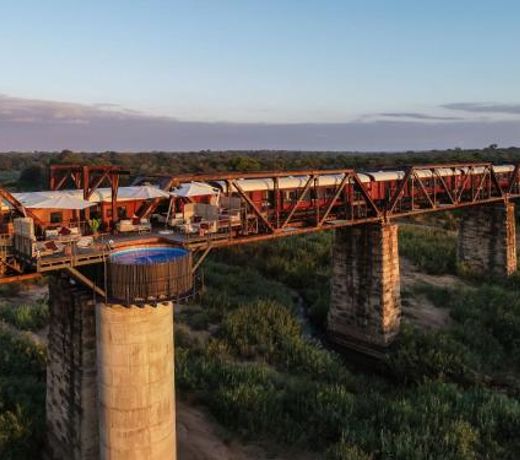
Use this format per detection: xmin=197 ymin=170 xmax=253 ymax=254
xmin=1 ymin=161 xmax=520 ymax=282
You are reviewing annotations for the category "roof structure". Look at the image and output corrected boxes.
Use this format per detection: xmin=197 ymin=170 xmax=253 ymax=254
xmin=13 ymin=192 xmax=96 ymax=210
xmin=170 ymin=182 xmax=219 ymax=197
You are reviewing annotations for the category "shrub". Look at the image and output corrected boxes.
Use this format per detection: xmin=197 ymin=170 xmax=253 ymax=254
xmin=0 ymin=330 xmax=46 ymax=459
xmin=0 ymin=300 xmax=48 ymax=331
xmin=220 ymin=300 xmax=301 ymax=361
xmin=387 ymin=324 xmax=478 ymax=384
xmin=399 ymin=225 xmax=457 ymax=274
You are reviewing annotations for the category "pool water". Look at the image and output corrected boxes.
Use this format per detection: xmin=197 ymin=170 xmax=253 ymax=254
xmin=110 ymin=246 xmax=189 ymax=265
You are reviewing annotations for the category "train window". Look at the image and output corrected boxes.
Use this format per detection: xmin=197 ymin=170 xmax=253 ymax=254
xmin=118 ymin=207 xmax=128 ymax=219
xmin=50 ymin=212 xmax=62 ymax=224
xmin=325 ymin=187 xmax=336 ymax=198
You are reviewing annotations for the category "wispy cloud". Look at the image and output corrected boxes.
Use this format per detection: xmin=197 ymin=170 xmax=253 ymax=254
xmin=377 ymin=112 xmax=463 ymax=121
xmin=0 ymin=95 xmax=519 ymax=151
xmin=442 ymin=102 xmax=520 ymax=115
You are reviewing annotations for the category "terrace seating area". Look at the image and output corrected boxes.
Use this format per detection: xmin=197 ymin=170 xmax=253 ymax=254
xmin=152 ymin=199 xmax=242 ymax=237
xmin=1 ymin=181 xmax=248 ymax=269
xmin=116 ymin=218 xmax=152 ymax=234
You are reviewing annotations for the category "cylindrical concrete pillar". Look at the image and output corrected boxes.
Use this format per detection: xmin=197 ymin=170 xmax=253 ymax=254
xmin=96 ymin=302 xmax=176 ymax=460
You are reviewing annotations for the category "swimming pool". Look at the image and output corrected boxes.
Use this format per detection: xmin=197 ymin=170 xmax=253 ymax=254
xmin=109 ymin=246 xmax=189 ymax=265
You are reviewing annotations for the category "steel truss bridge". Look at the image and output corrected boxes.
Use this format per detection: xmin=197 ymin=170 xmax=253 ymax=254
xmin=0 ymin=161 xmax=519 ymax=285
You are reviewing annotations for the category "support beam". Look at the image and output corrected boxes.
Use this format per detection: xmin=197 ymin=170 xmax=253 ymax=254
xmin=327 ymin=223 xmax=401 ymax=353
xmin=281 ymin=175 xmax=314 ymax=228
xmin=192 ymin=246 xmax=212 ymax=274
xmin=231 ymin=180 xmax=275 ymax=233
xmin=457 ymin=202 xmax=517 ymax=277
xmin=65 ymin=267 xmax=106 ymax=298
xmin=0 ymin=186 xmax=47 ymax=229
xmin=46 ymin=274 xmax=99 ymax=460
xmin=0 ymin=272 xmax=42 ymax=284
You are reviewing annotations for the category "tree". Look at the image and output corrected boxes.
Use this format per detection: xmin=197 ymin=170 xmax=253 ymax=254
xmin=18 ymin=165 xmax=45 ymax=190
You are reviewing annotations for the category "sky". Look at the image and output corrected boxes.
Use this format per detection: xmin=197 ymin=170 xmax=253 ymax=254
xmin=0 ymin=0 xmax=519 ymax=151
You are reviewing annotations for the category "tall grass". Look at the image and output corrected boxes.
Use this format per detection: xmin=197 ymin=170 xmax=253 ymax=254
xmin=412 ymin=283 xmax=520 ymax=376
xmin=177 ymin=223 xmax=520 ymax=458
xmin=212 ymin=233 xmax=333 ymax=330
xmin=0 ymin=329 xmax=46 ymax=459
xmin=399 ymin=225 xmax=457 ymax=275
xmin=0 ymin=300 xmax=48 ymax=332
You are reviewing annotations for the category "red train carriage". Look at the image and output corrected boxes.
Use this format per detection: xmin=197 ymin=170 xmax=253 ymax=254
xmin=212 ymin=164 xmax=516 ymax=221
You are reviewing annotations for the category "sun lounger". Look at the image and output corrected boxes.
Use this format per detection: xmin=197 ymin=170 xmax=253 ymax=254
xmin=76 ymin=236 xmax=94 ymax=249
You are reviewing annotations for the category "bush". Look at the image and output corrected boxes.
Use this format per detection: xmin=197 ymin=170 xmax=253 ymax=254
xmin=0 ymin=330 xmax=46 ymax=459
xmin=197 ymin=260 xmax=295 ymax=321
xmin=211 ymin=233 xmax=333 ymax=330
xmin=326 ymin=439 xmax=373 ymax=460
xmin=387 ymin=324 xmax=478 ymax=384
xmin=415 ymin=283 xmax=520 ymax=374
xmin=220 ymin=300 xmax=301 ymax=361
xmin=0 ymin=300 xmax=48 ymax=331
xmin=399 ymin=225 xmax=457 ymax=274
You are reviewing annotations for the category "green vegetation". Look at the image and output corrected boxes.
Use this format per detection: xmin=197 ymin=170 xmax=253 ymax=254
xmin=0 ymin=299 xmax=48 ymax=331
xmin=211 ymin=233 xmax=332 ymax=330
xmin=1 ymin=149 xmax=520 ymax=458
xmin=2 ymin=146 xmax=520 ymax=191
xmin=399 ymin=224 xmax=457 ymax=275
xmin=175 ymin=229 xmax=520 ymax=458
xmin=410 ymin=282 xmax=520 ymax=379
xmin=0 ymin=329 xmax=46 ymax=459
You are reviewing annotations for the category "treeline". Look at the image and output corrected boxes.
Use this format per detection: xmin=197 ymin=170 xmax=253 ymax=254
xmin=2 ymin=146 xmax=520 ymax=190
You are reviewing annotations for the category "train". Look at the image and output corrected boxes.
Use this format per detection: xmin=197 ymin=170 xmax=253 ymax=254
xmin=209 ymin=164 xmax=516 ymax=214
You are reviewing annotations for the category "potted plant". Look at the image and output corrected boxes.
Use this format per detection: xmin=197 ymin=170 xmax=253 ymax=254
xmin=88 ymin=218 xmax=101 ymax=238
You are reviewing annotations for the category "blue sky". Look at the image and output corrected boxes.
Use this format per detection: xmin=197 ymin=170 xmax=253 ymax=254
xmin=1 ymin=0 xmax=519 ymax=150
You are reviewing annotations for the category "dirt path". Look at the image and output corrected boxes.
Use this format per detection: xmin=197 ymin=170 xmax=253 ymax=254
xmin=177 ymin=400 xmax=317 ymax=460
xmin=6 ymin=283 xmax=49 ymax=304
xmin=399 ymin=257 xmax=468 ymax=330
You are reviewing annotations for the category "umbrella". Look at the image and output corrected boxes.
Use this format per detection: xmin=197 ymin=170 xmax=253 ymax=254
xmin=86 ymin=186 xmax=171 ymax=202
xmin=14 ymin=192 xmax=96 ymax=210
xmin=117 ymin=186 xmax=171 ymax=201
xmin=170 ymin=182 xmax=219 ymax=198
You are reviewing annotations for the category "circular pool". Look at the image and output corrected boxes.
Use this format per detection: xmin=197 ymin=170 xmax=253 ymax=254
xmin=107 ymin=245 xmax=193 ymax=304
xmin=109 ymin=246 xmax=189 ymax=265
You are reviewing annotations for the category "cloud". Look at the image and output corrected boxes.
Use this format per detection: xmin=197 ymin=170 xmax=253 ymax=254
xmin=0 ymin=94 xmax=156 ymax=125
xmin=0 ymin=95 xmax=519 ymax=151
xmin=442 ymin=102 xmax=520 ymax=115
xmin=377 ymin=112 xmax=463 ymax=121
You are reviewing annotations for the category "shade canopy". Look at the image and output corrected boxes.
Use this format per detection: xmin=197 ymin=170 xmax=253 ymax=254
xmin=82 ymin=185 xmax=171 ymax=202
xmin=3 ymin=185 xmax=172 ymax=211
xmin=13 ymin=192 xmax=96 ymax=210
xmin=171 ymin=182 xmax=219 ymax=198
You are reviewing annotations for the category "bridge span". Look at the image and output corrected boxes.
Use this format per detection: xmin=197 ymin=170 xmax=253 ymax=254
xmin=1 ymin=161 xmax=518 ymax=459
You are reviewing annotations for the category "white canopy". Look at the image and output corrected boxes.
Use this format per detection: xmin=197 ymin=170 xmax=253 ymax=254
xmin=69 ymin=185 xmax=170 ymax=203
xmin=2 ymin=185 xmax=170 ymax=211
xmin=13 ymin=192 xmax=96 ymax=210
xmin=109 ymin=185 xmax=170 ymax=201
xmin=171 ymin=182 xmax=219 ymax=198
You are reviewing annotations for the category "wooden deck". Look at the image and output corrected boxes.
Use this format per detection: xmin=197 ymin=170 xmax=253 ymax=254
xmin=35 ymin=228 xmax=235 ymax=272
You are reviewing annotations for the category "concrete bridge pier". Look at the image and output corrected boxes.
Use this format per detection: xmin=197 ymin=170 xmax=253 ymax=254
xmin=327 ymin=222 xmax=401 ymax=353
xmin=46 ymin=260 xmax=182 ymax=460
xmin=46 ymin=273 xmax=99 ymax=460
xmin=457 ymin=202 xmax=517 ymax=277
xmin=97 ymin=301 xmax=176 ymax=460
